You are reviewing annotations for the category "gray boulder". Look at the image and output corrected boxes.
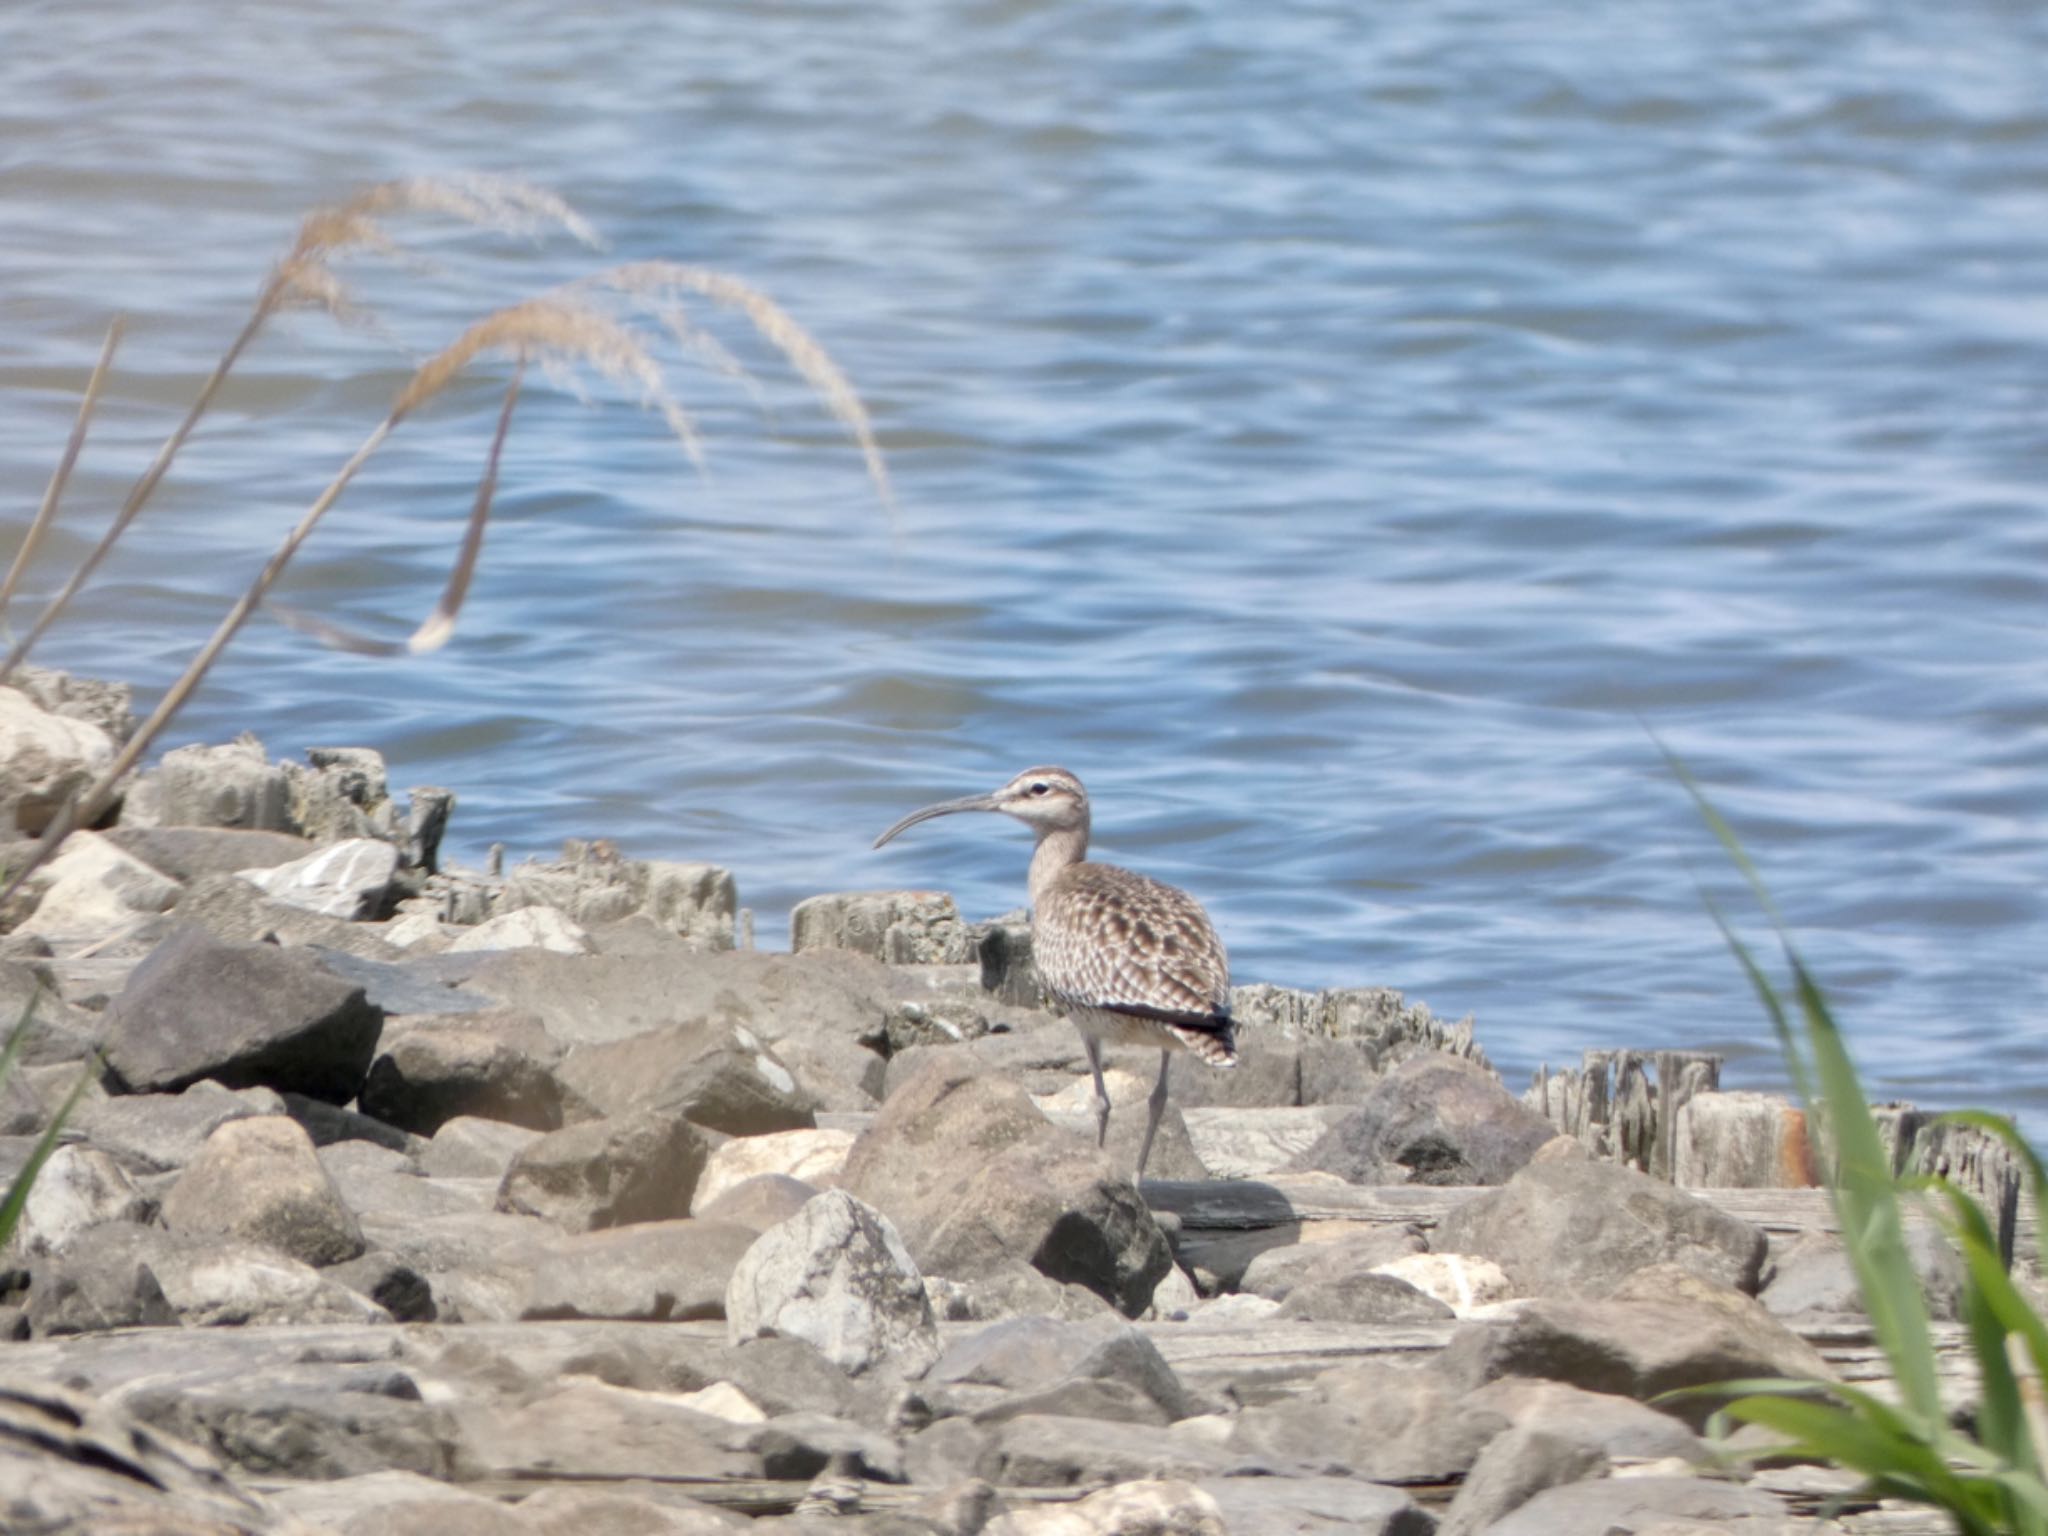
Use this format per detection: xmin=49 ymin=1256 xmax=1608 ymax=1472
xmin=1229 ymin=1359 xmax=1509 ymax=1482
xmin=1441 ymin=1276 xmax=1834 ymax=1429
xmin=725 ymin=1190 xmax=939 ymax=1378
xmin=106 ymin=824 xmax=316 ymax=882
xmin=12 ymin=1142 xmax=152 ymax=1255
xmin=1199 ymin=1476 xmax=1433 ymax=1536
xmin=67 ymin=1079 xmax=282 ymax=1174
xmin=0 ymin=685 xmax=116 ymax=837
xmin=1275 ymin=1269 xmax=1455 ymax=1325
xmin=1480 ymin=1474 xmax=1784 ymax=1535
xmin=151 ymin=737 xmax=296 ymax=832
xmin=24 ymin=1221 xmax=179 ymax=1335
xmin=839 ymin=1057 xmax=1172 ymax=1318
xmin=975 ymin=1414 xmax=1240 ymax=1488
xmin=556 ymin=1020 xmax=817 ymax=1137
xmin=1439 ymin=1425 xmax=1607 ymax=1536
xmin=239 ymin=837 xmax=399 ymax=920
xmin=694 ymin=1173 xmax=820 ymax=1233
xmin=1762 ymin=1226 xmax=1965 ymax=1321
xmin=420 ymin=1116 xmax=546 ymax=1179
xmin=1237 ymin=1228 xmax=1428 ymax=1302
xmin=928 ymin=1314 xmax=1193 ymax=1425
xmin=496 ymin=1110 xmax=711 ymax=1232
xmin=100 ymin=925 xmax=386 ymax=1102
xmin=1290 ymin=1055 xmax=1557 ymax=1185
xmin=1433 ymin=1151 xmax=1768 ymax=1297
xmin=361 ymin=1011 xmax=570 ymax=1134
xmin=160 ymin=1114 xmax=367 ymax=1266
xmin=523 ymin=1220 xmax=758 ymax=1322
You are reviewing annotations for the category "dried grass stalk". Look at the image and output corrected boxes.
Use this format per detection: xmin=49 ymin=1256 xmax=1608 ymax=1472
xmin=0 ymin=175 xmax=598 ymax=686
xmin=0 ymin=320 xmax=121 ymax=626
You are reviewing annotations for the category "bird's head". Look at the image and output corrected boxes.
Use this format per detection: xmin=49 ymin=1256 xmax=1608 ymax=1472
xmin=873 ymin=765 xmax=1090 ymax=848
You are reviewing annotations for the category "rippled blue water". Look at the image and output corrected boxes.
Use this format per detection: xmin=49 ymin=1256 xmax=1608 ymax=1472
xmin=3 ymin=1 xmax=2044 ymax=1121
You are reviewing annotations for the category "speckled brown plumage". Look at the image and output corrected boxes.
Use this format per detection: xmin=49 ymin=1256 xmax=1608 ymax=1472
xmin=874 ymin=764 xmax=1237 ymax=1178
xmin=1034 ymin=862 xmax=1236 ymax=1065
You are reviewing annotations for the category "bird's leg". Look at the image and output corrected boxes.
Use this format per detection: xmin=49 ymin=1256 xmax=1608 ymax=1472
xmin=1082 ymin=1033 xmax=1111 ymax=1148
xmin=1135 ymin=1049 xmax=1171 ymax=1181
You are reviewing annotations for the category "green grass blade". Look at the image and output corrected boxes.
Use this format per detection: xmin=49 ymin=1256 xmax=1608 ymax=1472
xmin=0 ymin=1058 xmax=95 ymax=1250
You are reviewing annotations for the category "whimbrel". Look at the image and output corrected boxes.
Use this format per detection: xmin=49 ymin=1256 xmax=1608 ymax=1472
xmin=874 ymin=766 xmax=1236 ymax=1179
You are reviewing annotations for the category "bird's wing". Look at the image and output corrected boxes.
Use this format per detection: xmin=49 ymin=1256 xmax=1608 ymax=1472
xmin=1036 ymin=862 xmax=1231 ymax=1022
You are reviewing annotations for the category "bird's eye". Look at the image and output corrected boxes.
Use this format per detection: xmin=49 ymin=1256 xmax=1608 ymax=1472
xmin=1028 ymin=782 xmax=1050 ymax=796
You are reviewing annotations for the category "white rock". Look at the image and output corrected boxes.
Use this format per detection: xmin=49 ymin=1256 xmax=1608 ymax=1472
xmin=239 ymin=837 xmax=397 ymax=919
xmin=672 ymin=1381 xmax=767 ymax=1423
xmin=1039 ymin=1068 xmax=1150 ymax=1115
xmin=984 ymin=1478 xmax=1229 ymax=1536
xmin=445 ymin=905 xmax=595 ymax=955
xmin=1372 ymin=1252 xmax=1513 ymax=1315
xmin=1145 ymin=1264 xmax=1201 ymax=1319
xmin=693 ymin=1128 xmax=856 ymax=1212
xmin=16 ymin=830 xmax=180 ymax=940
xmin=725 ymin=1188 xmax=939 ymax=1378
xmin=0 ymin=687 xmax=114 ymax=837
xmin=381 ymin=910 xmax=451 ymax=950
xmin=1191 ymin=1292 xmax=1282 ymax=1324
xmin=150 ymin=1240 xmax=391 ymax=1327
xmin=13 ymin=1144 xmax=152 ymax=1255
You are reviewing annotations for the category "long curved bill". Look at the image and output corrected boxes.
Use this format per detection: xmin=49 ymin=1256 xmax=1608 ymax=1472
xmin=872 ymin=792 xmax=999 ymax=849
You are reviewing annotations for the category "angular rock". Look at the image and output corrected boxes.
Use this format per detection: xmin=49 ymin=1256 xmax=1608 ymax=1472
xmin=15 ymin=829 xmax=182 ymax=940
xmin=1441 ymin=1281 xmax=1833 ymax=1429
xmin=106 ymin=824 xmax=317 ymax=882
xmin=12 ymin=1142 xmax=152 ymax=1255
xmin=694 ymin=1128 xmax=856 ymax=1212
xmin=171 ymin=871 xmax=408 ymax=959
xmin=497 ymin=1110 xmax=711 ymax=1232
xmin=152 ymin=736 xmax=295 ymax=832
xmin=1762 ymin=1225 xmax=1965 ymax=1321
xmin=694 ymin=1173 xmax=823 ymax=1233
xmin=127 ymin=1368 xmax=452 ymax=1483
xmin=929 ymin=1314 xmax=1193 ymax=1425
xmin=975 ymin=1415 xmax=1239 ymax=1488
xmin=726 ymin=1190 xmax=939 ymax=1378
xmin=327 ymin=1251 xmax=439 ymax=1323
xmin=1439 ymin=1424 xmax=1606 ymax=1536
xmin=983 ymin=1479 xmax=1230 ymax=1535
xmin=1236 ymin=1228 xmax=1428 ymax=1302
xmin=421 ymin=1115 xmax=547 ymax=1179
xmin=523 ymin=1220 xmax=758 ymax=1321
xmin=356 ymin=1209 xmax=564 ymax=1324
xmin=0 ymin=1374 xmax=304 ymax=1535
xmin=286 ymin=746 xmax=400 ymax=846
xmin=1229 ymin=1360 xmax=1509 ymax=1482
xmin=160 ymin=1114 xmax=367 ymax=1266
xmin=1433 ymin=1153 xmax=1769 ymax=1298
xmin=361 ymin=1012 xmax=569 ymax=1134
xmin=1276 ymin=1268 xmax=1454 ymax=1324
xmin=68 ymin=1079 xmax=283 ymax=1174
xmin=448 ymin=905 xmax=596 ymax=955
xmin=24 ymin=1221 xmax=180 ymax=1335
xmin=555 ymin=1020 xmax=817 ymax=1137
xmin=1289 ymin=1054 xmax=1556 ymax=1186
xmin=1480 ymin=1474 xmax=1784 ymax=1535
xmin=790 ymin=890 xmax=975 ymax=964
xmin=840 ymin=1057 xmax=1171 ymax=1317
xmin=0 ymin=684 xmax=115 ymax=836
xmin=148 ymin=1238 xmax=392 ymax=1327
xmin=452 ymin=1379 xmax=760 ymax=1482
xmin=101 ymin=925 xmax=386 ymax=1102
xmin=1199 ymin=1475 xmax=1432 ymax=1536
xmin=241 ymin=836 xmax=400 ymax=920
xmin=517 ymin=1484 xmax=750 ymax=1534
xmin=1462 ymin=1377 xmax=1706 ymax=1462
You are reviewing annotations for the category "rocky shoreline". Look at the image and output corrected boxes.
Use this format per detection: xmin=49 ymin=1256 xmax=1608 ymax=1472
xmin=0 ymin=672 xmax=2020 ymax=1534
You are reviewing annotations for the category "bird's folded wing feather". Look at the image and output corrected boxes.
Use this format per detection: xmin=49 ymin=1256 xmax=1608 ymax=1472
xmin=1036 ymin=864 xmax=1231 ymax=1024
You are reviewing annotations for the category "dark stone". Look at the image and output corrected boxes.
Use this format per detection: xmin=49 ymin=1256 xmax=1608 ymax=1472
xmin=100 ymin=926 xmax=386 ymax=1104
xmin=325 ymin=1251 xmax=439 ymax=1323
xmin=1289 ymin=1054 xmax=1556 ymax=1185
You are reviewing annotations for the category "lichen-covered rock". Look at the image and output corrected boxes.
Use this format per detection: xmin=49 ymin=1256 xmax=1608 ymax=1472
xmin=725 ymin=1190 xmax=939 ymax=1378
